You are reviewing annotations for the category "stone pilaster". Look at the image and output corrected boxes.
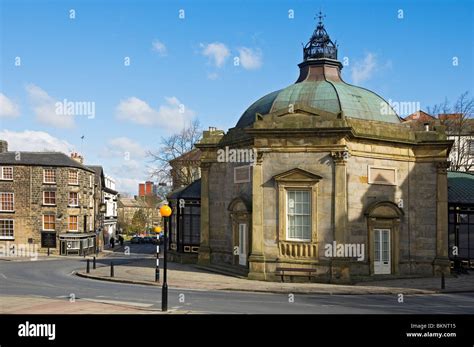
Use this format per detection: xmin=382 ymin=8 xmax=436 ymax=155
xmin=331 ymin=150 xmax=349 ymax=244
xmin=248 ymin=151 xmax=266 ymax=280
xmin=433 ymin=161 xmax=450 ymax=275
xmin=198 ymin=162 xmax=211 ymax=265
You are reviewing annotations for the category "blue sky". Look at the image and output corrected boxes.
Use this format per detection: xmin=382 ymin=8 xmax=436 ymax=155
xmin=1 ymin=0 xmax=473 ymax=194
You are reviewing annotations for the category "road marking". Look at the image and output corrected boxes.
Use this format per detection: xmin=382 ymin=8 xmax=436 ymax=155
xmin=82 ymin=298 xmax=153 ymax=308
xmin=0 ymin=273 xmax=7 ymax=279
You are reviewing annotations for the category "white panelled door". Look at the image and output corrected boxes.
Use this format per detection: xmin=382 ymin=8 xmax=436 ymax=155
xmin=374 ymin=229 xmax=391 ymax=274
xmin=238 ymin=223 xmax=248 ymax=266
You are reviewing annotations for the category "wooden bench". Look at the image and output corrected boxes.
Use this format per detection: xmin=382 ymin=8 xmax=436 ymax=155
xmin=275 ymin=267 xmax=317 ymax=282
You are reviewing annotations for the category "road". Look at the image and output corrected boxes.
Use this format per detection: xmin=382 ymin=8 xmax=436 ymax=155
xmin=1 ymin=244 xmax=473 ymax=314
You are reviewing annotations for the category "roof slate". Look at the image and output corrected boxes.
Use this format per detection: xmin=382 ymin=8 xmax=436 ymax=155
xmin=448 ymin=171 xmax=474 ymax=204
xmin=0 ymin=151 xmax=94 ymax=172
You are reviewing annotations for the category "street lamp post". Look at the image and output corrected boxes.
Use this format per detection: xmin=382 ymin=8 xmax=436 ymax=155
xmin=159 ymin=204 xmax=172 ymax=312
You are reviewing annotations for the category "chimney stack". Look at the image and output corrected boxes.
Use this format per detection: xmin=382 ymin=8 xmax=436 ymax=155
xmin=70 ymin=152 xmax=84 ymax=164
xmin=0 ymin=140 xmax=8 ymax=153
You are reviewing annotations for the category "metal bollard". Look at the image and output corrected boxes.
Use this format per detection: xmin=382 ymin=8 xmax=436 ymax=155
xmin=110 ymin=262 xmax=114 ymax=277
xmin=93 ymin=256 xmax=96 ymax=270
xmin=441 ymin=272 xmax=445 ymax=289
xmin=86 ymin=259 xmax=90 ymax=273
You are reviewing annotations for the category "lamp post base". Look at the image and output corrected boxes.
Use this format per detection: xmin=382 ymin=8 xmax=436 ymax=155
xmin=161 ymin=283 xmax=168 ymax=312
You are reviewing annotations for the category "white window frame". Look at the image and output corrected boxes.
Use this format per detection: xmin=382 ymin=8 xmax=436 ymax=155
xmin=42 ymin=215 xmax=56 ymax=231
xmin=286 ymin=189 xmax=312 ymax=242
xmin=68 ymin=215 xmax=78 ymax=231
xmin=89 ymin=174 xmax=93 ymax=188
xmin=0 ymin=219 xmax=14 ymax=240
xmin=43 ymin=191 xmax=56 ymax=206
xmin=68 ymin=170 xmax=79 ymax=185
xmin=69 ymin=240 xmax=80 ymax=250
xmin=0 ymin=167 xmax=13 ymax=180
xmin=69 ymin=192 xmax=79 ymax=207
xmin=0 ymin=192 xmax=14 ymax=212
xmin=368 ymin=165 xmax=398 ymax=186
xmin=43 ymin=169 xmax=56 ymax=184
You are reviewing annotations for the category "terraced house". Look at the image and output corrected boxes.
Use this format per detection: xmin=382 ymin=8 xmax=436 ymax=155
xmin=0 ymin=140 xmax=97 ymax=255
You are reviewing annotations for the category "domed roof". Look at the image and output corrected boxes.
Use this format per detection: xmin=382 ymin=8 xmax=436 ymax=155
xmin=235 ymin=14 xmax=400 ymax=128
xmin=236 ymin=78 xmax=400 ymax=128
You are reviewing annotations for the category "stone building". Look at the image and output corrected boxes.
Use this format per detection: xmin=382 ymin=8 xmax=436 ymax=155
xmin=87 ymin=165 xmax=118 ymax=248
xmin=195 ymin=18 xmax=452 ymax=282
xmin=117 ymin=196 xmax=161 ymax=234
xmin=404 ymin=111 xmax=474 ymax=172
xmin=169 ymin=148 xmax=201 ymax=190
xmin=0 ymin=142 xmax=97 ymax=255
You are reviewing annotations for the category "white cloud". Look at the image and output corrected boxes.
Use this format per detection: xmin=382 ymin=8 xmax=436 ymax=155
xmin=351 ymin=53 xmax=377 ymax=85
xmin=115 ymin=96 xmax=195 ymax=132
xmin=152 ymin=40 xmax=167 ymax=56
xmin=237 ymin=47 xmax=263 ymax=70
xmin=25 ymin=83 xmax=75 ymax=129
xmin=200 ymin=42 xmax=230 ymax=68
xmin=0 ymin=130 xmax=74 ymax=153
xmin=104 ymin=137 xmax=147 ymax=159
xmin=0 ymin=93 xmax=20 ymax=118
xmin=109 ymin=159 xmax=148 ymax=195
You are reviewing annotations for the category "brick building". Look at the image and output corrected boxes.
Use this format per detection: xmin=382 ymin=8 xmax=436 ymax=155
xmin=0 ymin=141 xmax=97 ymax=255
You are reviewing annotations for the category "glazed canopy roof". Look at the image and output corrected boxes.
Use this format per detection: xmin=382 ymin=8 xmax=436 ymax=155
xmin=236 ymin=13 xmax=401 ymax=128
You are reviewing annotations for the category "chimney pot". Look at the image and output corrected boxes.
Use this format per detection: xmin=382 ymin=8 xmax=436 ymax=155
xmin=0 ymin=140 xmax=8 ymax=153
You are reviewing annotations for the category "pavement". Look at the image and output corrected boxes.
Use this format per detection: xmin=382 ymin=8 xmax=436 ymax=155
xmin=2 ymin=246 xmax=474 ymax=314
xmin=0 ymin=295 xmax=187 ymax=314
xmin=75 ymin=253 xmax=474 ymax=296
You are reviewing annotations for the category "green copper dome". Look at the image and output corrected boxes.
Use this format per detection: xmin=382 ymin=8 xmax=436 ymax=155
xmin=236 ymin=71 xmax=401 ymax=128
xmin=235 ymin=17 xmax=400 ymax=128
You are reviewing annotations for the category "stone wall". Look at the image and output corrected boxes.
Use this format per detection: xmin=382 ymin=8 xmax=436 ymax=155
xmin=208 ymin=161 xmax=252 ymax=265
xmin=0 ymin=165 xmax=95 ymax=254
xmin=261 ymin=151 xmax=334 ymax=260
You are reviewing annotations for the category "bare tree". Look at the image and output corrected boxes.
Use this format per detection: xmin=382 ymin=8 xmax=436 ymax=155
xmin=148 ymin=119 xmax=202 ymax=188
xmin=428 ymin=91 xmax=474 ymax=171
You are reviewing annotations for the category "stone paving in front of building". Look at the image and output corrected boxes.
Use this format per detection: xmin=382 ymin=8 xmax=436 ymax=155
xmin=0 ymin=295 xmax=190 ymax=314
xmin=76 ymin=258 xmax=474 ymax=295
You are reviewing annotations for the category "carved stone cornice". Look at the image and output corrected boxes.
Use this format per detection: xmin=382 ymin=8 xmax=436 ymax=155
xmin=331 ymin=150 xmax=350 ymax=164
xmin=254 ymin=150 xmax=264 ymax=165
xmin=435 ymin=161 xmax=450 ymax=174
xmin=200 ymin=161 xmax=212 ymax=170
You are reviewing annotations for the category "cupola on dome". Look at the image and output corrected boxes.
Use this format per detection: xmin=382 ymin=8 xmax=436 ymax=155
xmin=236 ymin=13 xmax=401 ymax=128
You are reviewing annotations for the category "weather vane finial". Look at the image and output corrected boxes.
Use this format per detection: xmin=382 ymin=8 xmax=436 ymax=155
xmin=316 ymin=10 xmax=325 ymax=26
xmin=304 ymin=11 xmax=338 ymax=61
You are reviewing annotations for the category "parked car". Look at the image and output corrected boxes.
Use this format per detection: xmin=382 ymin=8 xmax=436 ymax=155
xmin=143 ymin=236 xmax=154 ymax=244
xmin=130 ymin=236 xmax=143 ymax=244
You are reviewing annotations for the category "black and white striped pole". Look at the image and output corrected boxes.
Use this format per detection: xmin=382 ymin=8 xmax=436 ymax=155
xmin=154 ymin=226 xmax=162 ymax=282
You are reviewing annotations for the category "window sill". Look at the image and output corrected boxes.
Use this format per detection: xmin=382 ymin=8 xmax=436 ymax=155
xmin=42 ymin=204 xmax=57 ymax=207
xmin=0 ymin=210 xmax=15 ymax=213
xmin=68 ymin=205 xmax=80 ymax=208
xmin=0 ymin=237 xmax=14 ymax=240
xmin=0 ymin=179 xmax=13 ymax=182
xmin=43 ymin=182 xmax=56 ymax=185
